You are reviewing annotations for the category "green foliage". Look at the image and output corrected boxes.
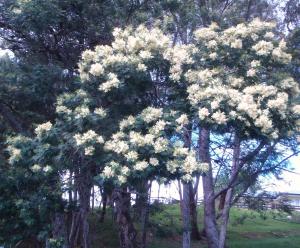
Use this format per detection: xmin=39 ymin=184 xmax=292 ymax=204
xmin=0 ymin=135 xmax=66 ymax=245
xmin=87 ymin=204 xmax=300 ymax=248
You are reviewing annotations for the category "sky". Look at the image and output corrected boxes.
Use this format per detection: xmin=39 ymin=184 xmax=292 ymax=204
xmin=150 ymin=155 xmax=300 ymax=201
xmin=262 ymin=155 xmax=300 ymax=194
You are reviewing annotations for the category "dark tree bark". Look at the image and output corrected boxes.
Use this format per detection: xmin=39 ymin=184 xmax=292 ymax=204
xmin=68 ymin=175 xmax=80 ymax=248
xmin=199 ymin=127 xmax=219 ymax=248
xmin=77 ymin=166 xmax=92 ymax=248
xmin=140 ymin=181 xmax=151 ymax=248
xmin=188 ymin=182 xmax=201 ymax=240
xmin=218 ymin=188 xmax=232 ymax=248
xmin=91 ymin=186 xmax=95 ymax=211
xmin=245 ymin=0 xmax=254 ymax=21
xmin=52 ymin=212 xmax=69 ymax=248
xmin=198 ymin=0 xmax=211 ymax=26
xmin=134 ymin=180 xmax=149 ymax=221
xmin=100 ymin=190 xmax=108 ymax=223
xmin=218 ymin=191 xmax=227 ymax=212
xmin=68 ymin=161 xmax=92 ymax=248
xmin=182 ymin=182 xmax=191 ymax=248
xmin=181 ymin=125 xmax=196 ymax=248
xmin=68 ymin=211 xmax=81 ymax=248
xmin=218 ymin=134 xmax=240 ymax=248
xmin=114 ymin=187 xmax=138 ymax=248
xmin=178 ymin=180 xmax=183 ymax=215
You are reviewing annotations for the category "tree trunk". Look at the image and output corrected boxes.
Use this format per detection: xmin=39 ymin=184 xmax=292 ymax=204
xmin=68 ymin=211 xmax=81 ymax=248
xmin=91 ymin=186 xmax=95 ymax=211
xmin=188 ymin=183 xmax=200 ymax=240
xmin=77 ymin=166 xmax=92 ymax=248
xmin=157 ymin=183 xmax=161 ymax=202
xmin=134 ymin=180 xmax=148 ymax=221
xmin=218 ymin=133 xmax=240 ymax=248
xmin=218 ymin=190 xmax=227 ymax=212
xmin=182 ymin=182 xmax=191 ymax=248
xmin=100 ymin=190 xmax=108 ymax=223
xmin=114 ymin=187 xmax=137 ymax=248
xmin=218 ymin=188 xmax=233 ymax=248
xmin=178 ymin=180 xmax=183 ymax=215
xmin=68 ymin=170 xmax=73 ymax=204
xmin=52 ymin=212 xmax=69 ymax=248
xmin=68 ymin=166 xmax=80 ymax=248
xmin=199 ymin=127 xmax=219 ymax=248
xmin=141 ymin=181 xmax=151 ymax=248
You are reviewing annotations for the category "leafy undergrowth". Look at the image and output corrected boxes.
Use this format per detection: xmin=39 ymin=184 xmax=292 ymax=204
xmin=89 ymin=204 xmax=300 ymax=248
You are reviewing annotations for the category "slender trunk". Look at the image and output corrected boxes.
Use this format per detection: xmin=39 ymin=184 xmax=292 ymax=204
xmin=91 ymin=186 xmax=95 ymax=211
xmin=52 ymin=212 xmax=69 ymax=248
xmin=218 ymin=191 xmax=227 ymax=212
xmin=181 ymin=125 xmax=193 ymax=248
xmin=182 ymin=182 xmax=191 ymax=248
xmin=68 ymin=170 xmax=73 ymax=204
xmin=189 ymin=183 xmax=200 ymax=240
xmin=245 ymin=0 xmax=253 ymax=21
xmin=134 ymin=180 xmax=149 ymax=222
xmin=74 ymin=219 xmax=81 ymax=247
xmin=68 ymin=167 xmax=79 ymax=248
xmin=157 ymin=183 xmax=160 ymax=202
xmin=218 ymin=188 xmax=233 ymax=248
xmin=141 ymin=181 xmax=151 ymax=248
xmin=100 ymin=191 xmax=107 ymax=223
xmin=77 ymin=166 xmax=92 ymax=248
xmin=74 ymin=190 xmax=78 ymax=203
xmin=114 ymin=187 xmax=137 ymax=248
xmin=178 ymin=180 xmax=183 ymax=215
xmin=69 ymin=212 xmax=81 ymax=248
xmin=200 ymin=127 xmax=219 ymax=248
xmin=218 ymin=134 xmax=240 ymax=248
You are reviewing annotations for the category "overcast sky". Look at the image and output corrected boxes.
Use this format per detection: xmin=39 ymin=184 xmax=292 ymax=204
xmin=150 ymin=155 xmax=300 ymax=201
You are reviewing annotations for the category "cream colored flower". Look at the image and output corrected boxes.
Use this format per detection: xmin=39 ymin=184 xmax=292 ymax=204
xmin=199 ymin=108 xmax=210 ymax=120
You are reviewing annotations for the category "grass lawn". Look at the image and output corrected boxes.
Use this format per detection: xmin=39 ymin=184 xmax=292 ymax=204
xmin=89 ymin=204 xmax=300 ymax=248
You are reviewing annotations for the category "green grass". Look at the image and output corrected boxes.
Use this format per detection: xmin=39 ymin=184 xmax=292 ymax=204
xmin=89 ymin=204 xmax=300 ymax=248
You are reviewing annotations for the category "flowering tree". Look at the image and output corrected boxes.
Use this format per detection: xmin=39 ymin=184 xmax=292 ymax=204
xmin=7 ymin=88 xmax=108 ymax=248
xmin=8 ymin=25 xmax=207 ymax=248
xmin=168 ymin=19 xmax=300 ymax=248
xmin=8 ymin=19 xmax=299 ymax=248
xmin=77 ymin=25 xmax=209 ymax=248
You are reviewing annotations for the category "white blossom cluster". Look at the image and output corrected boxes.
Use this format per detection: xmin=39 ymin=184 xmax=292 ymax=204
xmin=79 ymin=25 xmax=171 ymax=92
xmin=31 ymin=164 xmax=53 ymax=174
xmin=94 ymin=107 xmax=107 ymax=118
xmin=35 ymin=121 xmax=52 ymax=137
xmin=163 ymin=44 xmax=196 ymax=81
xmin=7 ymin=146 xmax=22 ymax=164
xmin=174 ymin=19 xmax=299 ymax=139
xmin=74 ymin=130 xmax=104 ymax=156
xmin=55 ymin=88 xmax=107 ymax=124
xmin=140 ymin=107 xmax=163 ymax=123
xmin=98 ymin=73 xmax=120 ymax=92
xmin=101 ymin=110 xmax=207 ymax=184
xmin=7 ymin=136 xmax=34 ymax=165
